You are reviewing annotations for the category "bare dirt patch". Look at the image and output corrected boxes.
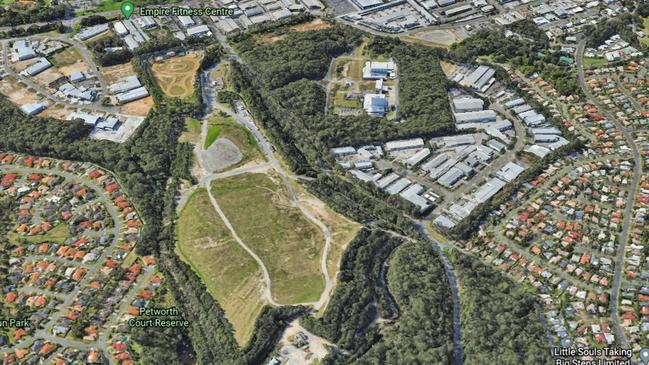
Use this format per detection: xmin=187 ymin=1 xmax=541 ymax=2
xmin=151 ymin=52 xmax=202 ymax=98
xmin=41 ymin=105 xmax=71 ymax=119
xmin=440 ymin=61 xmax=458 ymax=78
xmin=11 ymin=58 xmax=38 ymax=73
xmin=58 ymin=60 xmax=89 ymax=77
xmin=277 ymin=320 xmax=332 ymax=364
xmin=257 ymin=34 xmax=288 ymax=45
xmin=0 ymin=76 xmax=41 ymax=104
xmin=33 ymin=67 xmax=65 ymax=88
xmin=290 ymin=18 xmax=332 ymax=32
xmin=119 ymin=96 xmax=154 ymax=116
xmin=100 ymin=63 xmax=135 ymax=84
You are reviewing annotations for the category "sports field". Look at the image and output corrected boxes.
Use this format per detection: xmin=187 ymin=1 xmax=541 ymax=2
xmin=176 ymin=188 xmax=264 ymax=345
xmin=211 ymin=173 xmax=325 ymax=304
xmin=151 ymin=53 xmax=202 ymax=99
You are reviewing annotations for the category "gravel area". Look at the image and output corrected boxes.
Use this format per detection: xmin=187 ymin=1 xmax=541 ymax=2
xmin=200 ymin=137 xmax=243 ymax=172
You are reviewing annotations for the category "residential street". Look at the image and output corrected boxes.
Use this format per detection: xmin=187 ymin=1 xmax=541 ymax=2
xmin=576 ymin=39 xmax=643 ymax=347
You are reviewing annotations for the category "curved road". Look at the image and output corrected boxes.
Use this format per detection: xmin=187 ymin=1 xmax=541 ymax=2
xmin=576 ymin=39 xmax=643 ymax=347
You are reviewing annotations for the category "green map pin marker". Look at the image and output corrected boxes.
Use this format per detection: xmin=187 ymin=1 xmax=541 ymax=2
xmin=121 ymin=1 xmax=134 ymax=19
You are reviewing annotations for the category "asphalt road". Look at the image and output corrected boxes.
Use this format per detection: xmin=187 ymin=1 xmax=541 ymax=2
xmin=576 ymin=40 xmax=643 ymax=348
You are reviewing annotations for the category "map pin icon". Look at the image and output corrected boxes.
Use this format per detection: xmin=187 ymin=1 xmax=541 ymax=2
xmin=641 ymin=348 xmax=649 ymax=365
xmin=121 ymin=1 xmax=135 ymax=19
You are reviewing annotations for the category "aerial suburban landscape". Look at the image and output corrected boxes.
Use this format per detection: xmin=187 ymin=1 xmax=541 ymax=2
xmin=0 ymin=0 xmax=647 ymax=364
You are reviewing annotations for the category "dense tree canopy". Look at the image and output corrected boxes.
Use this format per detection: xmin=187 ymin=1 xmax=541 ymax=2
xmin=449 ymin=251 xmax=552 ymax=364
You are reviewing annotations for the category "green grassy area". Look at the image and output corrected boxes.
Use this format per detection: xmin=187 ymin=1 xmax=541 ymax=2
xmin=121 ymin=251 xmax=139 ymax=269
xmin=204 ymin=125 xmax=222 ymax=149
xmin=179 ymin=117 xmax=201 ymax=144
xmin=334 ymin=91 xmax=361 ymax=109
xmin=176 ymin=188 xmax=264 ymax=345
xmin=210 ymin=173 xmax=326 ymax=304
xmin=8 ymin=223 xmax=70 ymax=245
xmin=2 ymin=0 xmax=14 ymax=9
xmin=206 ymin=113 xmax=262 ymax=165
xmin=51 ymin=47 xmax=82 ymax=68
xmin=583 ymin=57 xmax=608 ymax=69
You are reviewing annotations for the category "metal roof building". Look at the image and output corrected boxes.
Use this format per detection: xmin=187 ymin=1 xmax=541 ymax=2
xmin=487 ymin=139 xmax=506 ymax=152
xmin=496 ymin=162 xmax=525 ymax=182
xmin=22 ymin=58 xmax=51 ymax=76
xmin=362 ymin=61 xmax=395 ymax=80
xmin=504 ymin=98 xmax=525 ymax=108
xmin=441 ymin=134 xmax=475 ymax=147
xmin=385 ymin=138 xmax=424 ymax=153
xmin=385 ymin=177 xmax=411 ymax=195
xmin=75 ymin=24 xmax=109 ymax=41
xmin=363 ymin=93 xmax=388 ymax=116
xmin=136 ymin=16 xmax=156 ymax=29
xmin=12 ymin=40 xmax=36 ymax=61
xmin=473 ymin=177 xmax=506 ymax=203
xmin=453 ymin=97 xmax=484 ymax=112
xmin=96 ymin=116 xmax=120 ymax=130
xmin=59 ymin=83 xmax=96 ymax=101
xmin=512 ymin=104 xmax=533 ymax=114
xmin=434 ymin=214 xmax=456 ymax=228
xmin=178 ymin=16 xmax=195 ymax=27
xmin=524 ymin=114 xmax=546 ymax=127
xmin=533 ymin=134 xmax=559 ymax=143
xmin=113 ymin=21 xmax=129 ymax=36
xmin=69 ymin=71 xmax=86 ymax=83
xmin=376 ymin=173 xmax=399 ymax=189
xmin=454 ymin=110 xmax=497 ymax=124
xmin=330 ymin=146 xmax=356 ymax=157
xmin=438 ymin=167 xmax=465 ymax=188
xmin=445 ymin=4 xmax=473 ymax=17
xmin=187 ymin=25 xmax=212 ymax=37
xmin=109 ymin=76 xmax=141 ymax=94
xmin=524 ymin=144 xmax=551 ymax=158
xmin=405 ymin=148 xmax=430 ymax=167
xmin=351 ymin=0 xmax=383 ymax=9
xmin=400 ymin=184 xmax=432 ymax=211
xmin=421 ymin=153 xmax=449 ymax=172
xmin=547 ymin=137 xmax=569 ymax=150
xmin=464 ymin=65 xmax=495 ymax=90
xmin=20 ymin=102 xmax=46 ymax=116
xmin=116 ymin=86 xmax=149 ymax=104
xmin=531 ymin=127 xmax=561 ymax=135
xmin=68 ymin=112 xmax=101 ymax=125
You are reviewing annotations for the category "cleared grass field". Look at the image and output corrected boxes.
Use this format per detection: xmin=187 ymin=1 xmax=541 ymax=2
xmin=211 ymin=173 xmax=325 ymax=304
xmin=179 ymin=117 xmax=201 ymax=144
xmin=334 ymin=91 xmax=361 ymax=108
xmin=204 ymin=125 xmax=222 ymax=149
xmin=206 ymin=113 xmax=262 ymax=165
xmin=151 ymin=53 xmax=202 ymax=99
xmin=583 ymin=57 xmax=608 ymax=68
xmin=51 ymin=47 xmax=82 ymax=68
xmin=176 ymin=188 xmax=264 ymax=345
